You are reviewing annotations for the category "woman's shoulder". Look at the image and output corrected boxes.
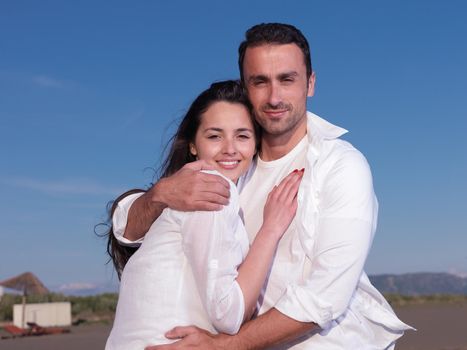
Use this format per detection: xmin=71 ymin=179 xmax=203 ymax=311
xmin=198 ymin=170 xmax=240 ymax=220
xmin=169 ymin=170 xmax=240 ymax=224
xmin=200 ymin=170 xmax=239 ymax=204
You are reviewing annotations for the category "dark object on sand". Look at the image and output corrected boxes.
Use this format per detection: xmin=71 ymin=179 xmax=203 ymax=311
xmin=1 ymin=322 xmax=70 ymax=339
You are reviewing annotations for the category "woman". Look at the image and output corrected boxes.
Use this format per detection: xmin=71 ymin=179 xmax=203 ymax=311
xmin=105 ymin=80 xmax=302 ymax=349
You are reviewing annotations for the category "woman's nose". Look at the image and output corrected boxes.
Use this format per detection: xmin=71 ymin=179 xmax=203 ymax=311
xmin=222 ymin=139 xmax=237 ymax=155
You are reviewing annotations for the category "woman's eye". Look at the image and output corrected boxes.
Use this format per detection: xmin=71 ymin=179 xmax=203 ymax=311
xmin=207 ymin=134 xmax=220 ymax=140
xmin=238 ymin=134 xmax=251 ymax=140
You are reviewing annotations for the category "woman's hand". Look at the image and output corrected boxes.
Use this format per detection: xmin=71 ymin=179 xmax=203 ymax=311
xmin=236 ymin=169 xmax=303 ymax=321
xmin=262 ymin=169 xmax=304 ymax=240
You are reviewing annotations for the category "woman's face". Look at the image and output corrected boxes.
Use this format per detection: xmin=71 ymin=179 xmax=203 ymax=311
xmin=190 ymin=101 xmax=256 ymax=183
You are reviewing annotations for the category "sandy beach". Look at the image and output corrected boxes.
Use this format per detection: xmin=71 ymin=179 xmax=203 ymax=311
xmin=0 ymin=322 xmax=111 ymax=350
xmin=393 ymin=303 xmax=467 ymax=350
xmin=1 ymin=303 xmax=466 ymax=350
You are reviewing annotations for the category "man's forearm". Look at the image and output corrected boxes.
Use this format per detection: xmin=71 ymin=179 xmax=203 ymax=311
xmin=122 ymin=161 xmax=231 ymax=242
xmin=124 ymin=188 xmax=166 ymax=241
xmin=225 ymin=308 xmax=318 ymax=350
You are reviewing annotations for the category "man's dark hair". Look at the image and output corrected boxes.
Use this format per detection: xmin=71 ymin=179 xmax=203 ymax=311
xmin=238 ymin=23 xmax=312 ymax=82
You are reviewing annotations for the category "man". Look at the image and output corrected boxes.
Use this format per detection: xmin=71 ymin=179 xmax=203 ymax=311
xmin=113 ymin=23 xmax=412 ymax=349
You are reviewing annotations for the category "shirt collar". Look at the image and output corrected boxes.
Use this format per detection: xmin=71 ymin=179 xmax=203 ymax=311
xmin=306 ymin=111 xmax=348 ymax=143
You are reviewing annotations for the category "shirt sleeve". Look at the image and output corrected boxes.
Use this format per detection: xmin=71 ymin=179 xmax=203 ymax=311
xmin=181 ymin=177 xmax=247 ymax=335
xmin=112 ymin=192 xmax=145 ymax=246
xmin=275 ymin=149 xmax=378 ymax=330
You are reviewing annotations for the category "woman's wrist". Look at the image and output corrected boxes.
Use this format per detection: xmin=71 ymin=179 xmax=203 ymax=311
xmin=256 ymin=225 xmax=282 ymax=246
xmin=258 ymin=223 xmax=284 ymax=241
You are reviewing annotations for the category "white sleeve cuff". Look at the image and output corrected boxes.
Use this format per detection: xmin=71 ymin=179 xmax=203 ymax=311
xmin=274 ymin=284 xmax=334 ymax=330
xmin=211 ymin=281 xmax=245 ymax=335
xmin=112 ymin=192 xmax=145 ymax=246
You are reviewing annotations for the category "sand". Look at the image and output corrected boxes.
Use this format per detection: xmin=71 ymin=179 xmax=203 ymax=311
xmin=0 ymin=323 xmax=111 ymax=350
xmin=394 ymin=303 xmax=467 ymax=350
xmin=1 ymin=303 xmax=466 ymax=349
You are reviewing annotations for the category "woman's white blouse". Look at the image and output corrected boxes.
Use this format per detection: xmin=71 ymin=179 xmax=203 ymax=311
xmin=106 ymin=173 xmax=249 ymax=349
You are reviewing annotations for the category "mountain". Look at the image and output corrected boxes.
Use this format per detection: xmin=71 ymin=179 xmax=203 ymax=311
xmin=369 ymin=272 xmax=467 ymax=295
xmin=53 ymin=282 xmax=118 ymax=296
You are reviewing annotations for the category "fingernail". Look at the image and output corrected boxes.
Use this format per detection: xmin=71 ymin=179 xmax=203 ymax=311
xmin=293 ymin=169 xmax=298 ymax=173
xmin=300 ymin=168 xmax=305 ymax=172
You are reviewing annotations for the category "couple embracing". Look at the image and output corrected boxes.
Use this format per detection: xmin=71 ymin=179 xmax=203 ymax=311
xmin=104 ymin=23 xmax=412 ymax=350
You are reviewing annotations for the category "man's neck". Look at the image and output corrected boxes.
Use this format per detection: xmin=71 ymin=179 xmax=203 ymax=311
xmin=259 ymin=120 xmax=307 ymax=161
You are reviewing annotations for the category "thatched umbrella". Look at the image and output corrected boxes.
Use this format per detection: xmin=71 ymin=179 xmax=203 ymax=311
xmin=0 ymin=272 xmax=49 ymax=328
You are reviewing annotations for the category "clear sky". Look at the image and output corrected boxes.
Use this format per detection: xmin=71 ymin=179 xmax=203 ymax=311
xmin=1 ymin=0 xmax=466 ymax=293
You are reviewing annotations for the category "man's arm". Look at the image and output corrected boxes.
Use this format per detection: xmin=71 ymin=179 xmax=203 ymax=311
xmin=145 ymin=308 xmax=317 ymax=350
xmin=122 ymin=160 xmax=231 ymax=242
xmin=230 ymin=309 xmax=318 ymax=349
xmin=144 ymin=151 xmax=377 ymax=350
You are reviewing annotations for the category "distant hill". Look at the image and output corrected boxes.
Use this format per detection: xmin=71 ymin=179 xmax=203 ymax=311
xmin=53 ymin=282 xmax=118 ymax=296
xmin=369 ymin=272 xmax=467 ymax=295
xmin=43 ymin=272 xmax=466 ymax=296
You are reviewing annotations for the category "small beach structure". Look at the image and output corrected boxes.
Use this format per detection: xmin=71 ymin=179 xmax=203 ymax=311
xmin=0 ymin=272 xmax=70 ymax=329
xmin=12 ymin=301 xmax=72 ymax=328
xmin=0 ymin=272 xmax=49 ymax=329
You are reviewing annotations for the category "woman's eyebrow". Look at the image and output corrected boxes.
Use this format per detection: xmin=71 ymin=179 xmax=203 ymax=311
xmin=236 ymin=128 xmax=254 ymax=133
xmin=203 ymin=127 xmax=223 ymax=132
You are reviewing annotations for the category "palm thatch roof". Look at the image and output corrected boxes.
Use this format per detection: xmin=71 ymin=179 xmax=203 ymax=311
xmin=0 ymin=272 xmax=49 ymax=295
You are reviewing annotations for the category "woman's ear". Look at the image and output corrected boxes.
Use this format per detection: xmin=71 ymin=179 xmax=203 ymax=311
xmin=189 ymin=143 xmax=198 ymax=156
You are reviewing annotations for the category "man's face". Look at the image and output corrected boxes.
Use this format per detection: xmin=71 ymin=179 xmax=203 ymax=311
xmin=242 ymin=43 xmax=315 ymax=138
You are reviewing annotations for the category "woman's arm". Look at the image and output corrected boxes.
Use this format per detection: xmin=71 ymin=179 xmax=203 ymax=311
xmin=237 ymin=170 xmax=303 ymax=321
xmin=182 ymin=171 xmax=303 ymax=334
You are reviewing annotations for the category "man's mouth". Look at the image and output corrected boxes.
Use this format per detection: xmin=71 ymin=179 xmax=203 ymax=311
xmin=264 ymin=109 xmax=288 ymax=117
xmin=262 ymin=103 xmax=290 ymax=118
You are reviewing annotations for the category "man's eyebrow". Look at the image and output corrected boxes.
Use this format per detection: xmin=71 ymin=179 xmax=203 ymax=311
xmin=247 ymin=74 xmax=269 ymax=83
xmin=247 ymin=71 xmax=299 ymax=83
xmin=278 ymin=71 xmax=299 ymax=79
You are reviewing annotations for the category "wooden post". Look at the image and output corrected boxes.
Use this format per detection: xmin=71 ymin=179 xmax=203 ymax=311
xmin=21 ymin=294 xmax=26 ymax=329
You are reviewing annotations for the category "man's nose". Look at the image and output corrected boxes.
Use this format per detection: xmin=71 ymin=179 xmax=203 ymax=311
xmin=267 ymin=82 xmax=282 ymax=107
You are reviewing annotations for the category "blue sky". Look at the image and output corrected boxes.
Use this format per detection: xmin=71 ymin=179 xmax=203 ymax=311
xmin=1 ymin=0 xmax=466 ymax=293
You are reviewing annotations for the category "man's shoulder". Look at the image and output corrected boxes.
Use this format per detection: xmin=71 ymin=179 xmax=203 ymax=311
xmin=320 ymin=137 xmax=365 ymax=162
xmin=315 ymin=138 xmax=371 ymax=182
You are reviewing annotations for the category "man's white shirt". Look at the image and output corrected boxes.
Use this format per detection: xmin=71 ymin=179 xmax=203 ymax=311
xmin=113 ymin=112 xmax=413 ymax=349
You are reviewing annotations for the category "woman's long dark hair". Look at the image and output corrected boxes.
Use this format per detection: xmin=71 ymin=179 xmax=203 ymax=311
xmin=100 ymin=80 xmax=260 ymax=279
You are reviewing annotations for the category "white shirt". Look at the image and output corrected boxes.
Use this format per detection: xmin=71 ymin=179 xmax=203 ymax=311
xmin=237 ymin=112 xmax=413 ymax=349
xmin=106 ymin=172 xmax=249 ymax=349
xmin=113 ymin=113 xmax=413 ymax=349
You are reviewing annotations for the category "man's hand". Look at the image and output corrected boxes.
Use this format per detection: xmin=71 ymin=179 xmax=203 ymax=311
xmin=143 ymin=309 xmax=317 ymax=350
xmin=154 ymin=160 xmax=231 ymax=212
xmin=144 ymin=326 xmax=233 ymax=350
xmin=124 ymin=160 xmax=231 ymax=241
